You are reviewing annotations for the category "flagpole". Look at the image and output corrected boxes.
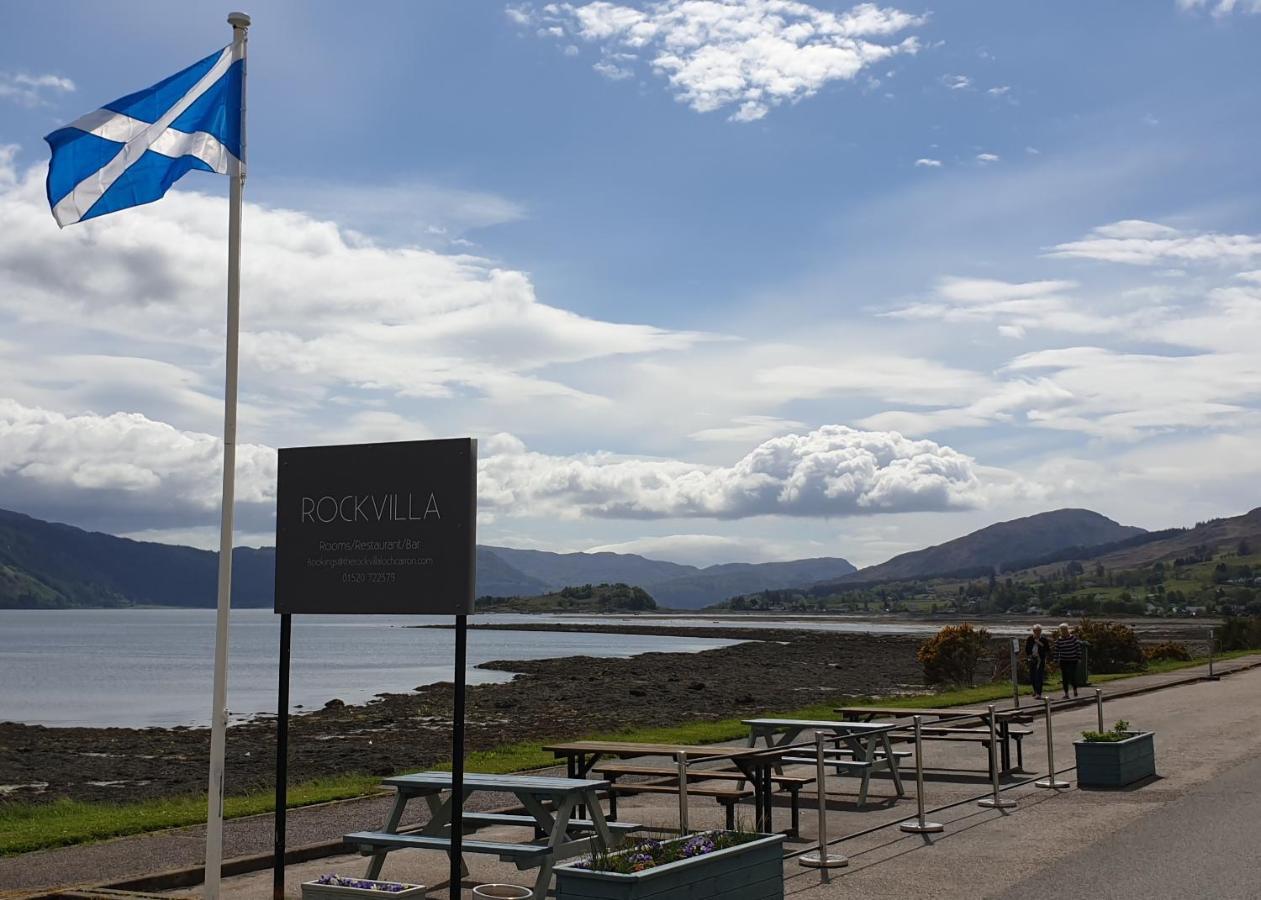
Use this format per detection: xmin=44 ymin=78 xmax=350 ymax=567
xmin=205 ymin=12 xmax=249 ymax=899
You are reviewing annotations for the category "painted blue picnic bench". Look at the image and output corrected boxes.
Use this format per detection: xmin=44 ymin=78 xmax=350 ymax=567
xmin=345 ymin=772 xmax=638 ymax=899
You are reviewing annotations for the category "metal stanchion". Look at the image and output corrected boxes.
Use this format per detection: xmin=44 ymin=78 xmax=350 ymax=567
xmin=800 ymin=731 xmax=849 ymax=868
xmin=1035 ymin=696 xmax=1070 ymax=789
xmin=676 ymin=753 xmax=689 ymax=834
xmin=1010 ymin=638 xmax=1021 ymax=709
xmin=978 ymin=705 xmax=1017 ymax=809
xmin=900 ymin=716 xmax=944 ymax=834
xmin=1208 ymin=626 xmax=1218 ymax=680
xmin=1095 ymin=689 xmax=1104 ymax=733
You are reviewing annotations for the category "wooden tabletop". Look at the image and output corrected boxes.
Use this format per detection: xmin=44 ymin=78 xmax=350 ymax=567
xmin=543 ymin=740 xmax=761 ymax=759
xmin=744 ymin=717 xmax=896 ymax=732
xmin=835 ymin=706 xmax=993 ymax=719
xmin=384 ymin=771 xmax=609 ymax=795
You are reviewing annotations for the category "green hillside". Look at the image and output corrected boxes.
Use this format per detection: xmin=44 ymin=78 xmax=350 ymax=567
xmin=476 ymin=582 xmax=657 ymax=613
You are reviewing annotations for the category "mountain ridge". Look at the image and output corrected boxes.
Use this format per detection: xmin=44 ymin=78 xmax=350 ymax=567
xmin=819 ymin=508 xmax=1146 ymax=588
xmin=0 ymin=507 xmax=854 ymax=610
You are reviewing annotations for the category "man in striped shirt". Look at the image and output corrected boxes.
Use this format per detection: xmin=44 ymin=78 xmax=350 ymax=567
xmin=1054 ymin=623 xmax=1081 ymax=699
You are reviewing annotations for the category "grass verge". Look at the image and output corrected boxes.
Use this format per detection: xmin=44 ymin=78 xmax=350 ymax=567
xmin=2 ymin=649 xmax=1254 ymax=856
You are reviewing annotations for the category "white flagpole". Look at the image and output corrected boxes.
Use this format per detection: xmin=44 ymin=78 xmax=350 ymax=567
xmin=205 ymin=12 xmax=249 ymax=899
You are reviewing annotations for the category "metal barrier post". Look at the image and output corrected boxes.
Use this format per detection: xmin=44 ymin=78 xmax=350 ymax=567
xmin=676 ymin=753 xmax=689 ymax=834
xmin=1208 ymin=626 xmax=1218 ymax=680
xmin=1011 ymin=638 xmax=1021 ymax=709
xmin=900 ymin=716 xmax=944 ymax=834
xmin=800 ymin=731 xmax=849 ymax=868
xmin=1035 ymin=696 xmax=1070 ymax=789
xmin=978 ymin=705 xmax=1017 ymax=809
xmin=1095 ymin=689 xmax=1104 ymax=733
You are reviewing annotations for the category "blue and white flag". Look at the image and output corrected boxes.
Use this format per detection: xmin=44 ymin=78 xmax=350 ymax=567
xmin=44 ymin=44 xmax=243 ymax=228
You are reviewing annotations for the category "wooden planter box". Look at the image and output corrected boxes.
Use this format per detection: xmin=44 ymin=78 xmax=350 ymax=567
xmin=1074 ymin=731 xmax=1156 ymax=788
xmin=554 ymin=833 xmax=784 ymax=900
xmin=301 ymin=877 xmax=426 ymax=899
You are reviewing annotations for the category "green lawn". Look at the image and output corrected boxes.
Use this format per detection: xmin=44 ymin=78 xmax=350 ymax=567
xmin=1 ymin=650 xmax=1253 ymax=856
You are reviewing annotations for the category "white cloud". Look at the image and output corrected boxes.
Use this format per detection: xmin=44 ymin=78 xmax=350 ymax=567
xmin=0 ymin=398 xmax=276 ymax=535
xmin=261 ymin=179 xmax=527 ymax=245
xmin=941 ymin=73 xmax=971 ymax=90
xmin=689 ymin=415 xmax=807 ymax=444
xmin=883 ymin=277 xmax=1133 ymax=335
xmin=586 ymin=533 xmax=821 ymax=566
xmin=1177 ymin=0 xmax=1261 ymax=16
xmin=479 ymin=426 xmax=992 ymax=519
xmin=986 ymin=85 xmax=1011 ymax=96
xmin=506 ymin=5 xmax=534 ymax=25
xmin=1048 ymin=220 xmax=1261 ymax=266
xmin=976 ymin=152 xmax=1000 ymax=164
xmin=0 ymin=162 xmax=708 ymax=421
xmin=0 ymin=71 xmax=75 ymax=107
xmin=593 ymin=60 xmax=635 ymax=80
xmin=914 ymin=157 xmax=942 ymax=168
xmin=1004 ymin=346 xmax=1261 ymax=439
xmin=518 ymin=1 xmax=926 ymax=121
xmin=0 ymin=399 xmax=1000 ymax=532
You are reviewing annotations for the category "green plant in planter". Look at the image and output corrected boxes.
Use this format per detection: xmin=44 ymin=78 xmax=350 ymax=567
xmin=574 ymin=830 xmax=761 ymax=874
xmin=1081 ymin=719 xmax=1132 ymax=742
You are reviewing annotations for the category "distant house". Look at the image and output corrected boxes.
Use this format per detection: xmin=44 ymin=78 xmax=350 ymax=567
xmin=1026 ymin=606 xmax=1044 ymax=616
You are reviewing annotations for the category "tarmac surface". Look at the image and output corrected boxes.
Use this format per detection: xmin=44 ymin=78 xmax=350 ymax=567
xmin=996 ymin=749 xmax=1261 ymax=900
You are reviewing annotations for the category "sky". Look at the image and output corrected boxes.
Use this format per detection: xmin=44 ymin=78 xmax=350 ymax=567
xmin=1 ymin=0 xmax=1260 ymax=569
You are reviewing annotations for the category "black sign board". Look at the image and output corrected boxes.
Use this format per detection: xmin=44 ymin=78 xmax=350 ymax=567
xmin=274 ymin=438 xmax=476 ymax=615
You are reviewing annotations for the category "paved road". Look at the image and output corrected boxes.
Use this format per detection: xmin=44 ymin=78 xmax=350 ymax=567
xmin=997 ymin=751 xmax=1261 ymax=900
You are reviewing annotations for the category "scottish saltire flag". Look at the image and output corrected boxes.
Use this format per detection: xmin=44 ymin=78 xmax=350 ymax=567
xmin=44 ymin=44 xmax=243 ymax=227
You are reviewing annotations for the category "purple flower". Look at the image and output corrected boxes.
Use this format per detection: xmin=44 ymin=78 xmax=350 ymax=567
xmin=313 ymin=874 xmax=409 ymax=892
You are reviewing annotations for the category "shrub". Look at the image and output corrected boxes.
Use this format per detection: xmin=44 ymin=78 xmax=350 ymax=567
xmin=1073 ymin=620 xmax=1146 ymax=673
xmin=1143 ymin=641 xmax=1191 ymax=663
xmin=917 ymin=623 xmax=992 ymax=686
xmin=1215 ymin=616 xmax=1261 ymax=652
xmin=1081 ymin=719 xmax=1133 ymax=743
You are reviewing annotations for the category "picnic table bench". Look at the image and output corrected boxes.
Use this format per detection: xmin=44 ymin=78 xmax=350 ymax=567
xmin=592 ymin=762 xmax=814 ymax=835
xmin=544 ymin=740 xmax=784 ymax=835
xmin=744 ymin=719 xmax=906 ymax=807
xmin=835 ymin=706 xmax=1032 ymax=774
xmin=346 ymin=772 xmax=634 ymax=899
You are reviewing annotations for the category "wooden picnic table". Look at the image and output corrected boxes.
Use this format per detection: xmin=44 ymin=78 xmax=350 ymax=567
xmin=543 ymin=740 xmax=779 ymax=834
xmin=345 ymin=772 xmax=622 ymax=900
xmin=743 ymin=718 xmax=905 ymax=806
xmin=835 ymin=706 xmax=1030 ymax=774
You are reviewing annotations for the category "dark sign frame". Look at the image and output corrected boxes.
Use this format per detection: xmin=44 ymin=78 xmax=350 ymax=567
xmin=271 ymin=438 xmax=476 ymax=900
xmin=274 ymin=438 xmax=476 ymax=615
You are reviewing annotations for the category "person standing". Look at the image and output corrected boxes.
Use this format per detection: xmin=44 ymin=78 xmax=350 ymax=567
xmin=1054 ymin=623 xmax=1081 ymax=699
xmin=1025 ymin=624 xmax=1052 ymax=700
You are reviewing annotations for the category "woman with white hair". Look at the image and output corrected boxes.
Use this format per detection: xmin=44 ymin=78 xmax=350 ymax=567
xmin=1025 ymin=624 xmax=1051 ymax=700
xmin=1054 ymin=623 xmax=1082 ymax=699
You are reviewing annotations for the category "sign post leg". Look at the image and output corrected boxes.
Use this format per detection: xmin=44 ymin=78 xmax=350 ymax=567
xmin=273 ymin=614 xmax=292 ymax=900
xmin=451 ymin=614 xmax=467 ymax=899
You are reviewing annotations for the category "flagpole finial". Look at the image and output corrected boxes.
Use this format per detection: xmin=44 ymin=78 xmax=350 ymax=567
xmin=228 ymin=11 xmax=251 ymax=28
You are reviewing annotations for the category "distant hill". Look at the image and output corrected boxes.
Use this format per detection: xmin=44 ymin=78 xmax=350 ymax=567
xmin=822 ymin=509 xmax=1145 ymax=587
xmin=477 ymin=582 xmax=657 ymax=613
xmin=475 ymin=547 xmax=550 ymax=599
xmin=0 ymin=507 xmax=854 ymax=610
xmin=483 ymin=545 xmax=694 ymax=591
xmin=481 ymin=546 xmax=856 ymax=609
xmin=647 ymin=558 xmax=858 ymax=609
xmin=0 ymin=507 xmax=275 ymax=609
xmin=1084 ymin=507 xmax=1261 ymax=571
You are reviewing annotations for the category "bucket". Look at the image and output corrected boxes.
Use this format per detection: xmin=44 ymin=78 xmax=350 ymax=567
xmin=471 ymin=886 xmax=532 ymax=899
